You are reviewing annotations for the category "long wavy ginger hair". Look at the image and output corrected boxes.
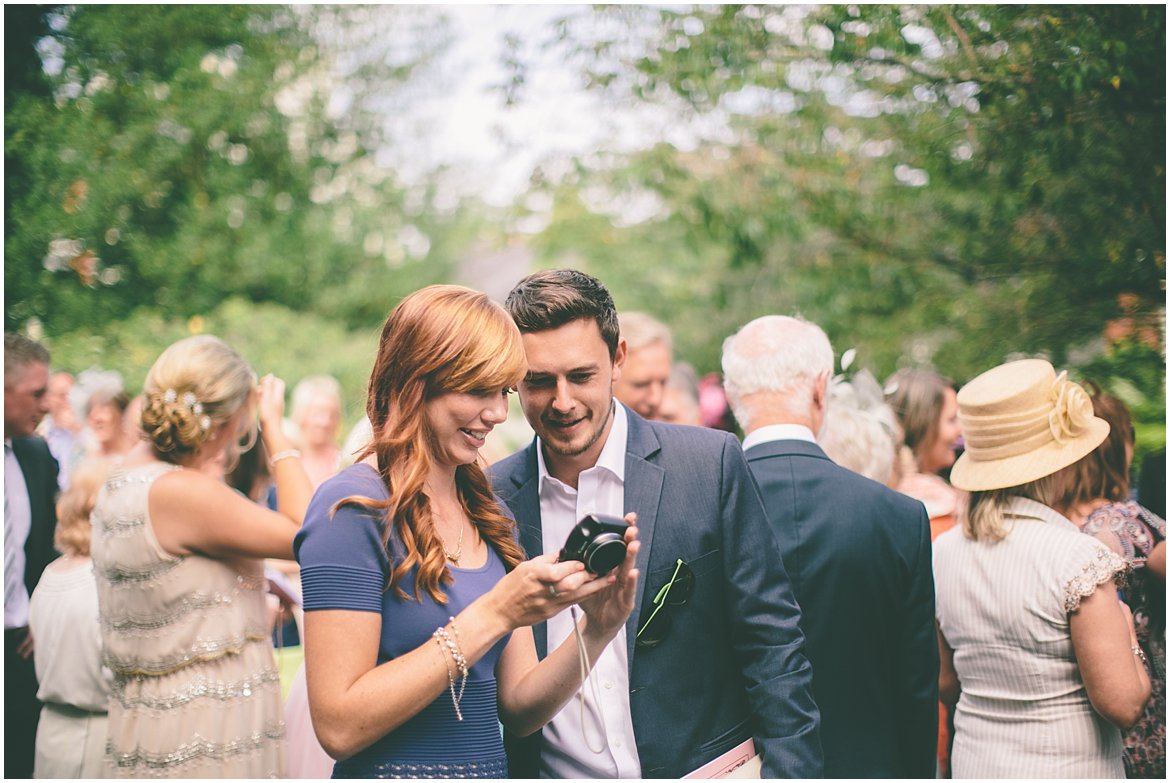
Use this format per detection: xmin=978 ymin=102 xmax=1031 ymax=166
xmin=341 ymin=285 xmax=526 ymax=604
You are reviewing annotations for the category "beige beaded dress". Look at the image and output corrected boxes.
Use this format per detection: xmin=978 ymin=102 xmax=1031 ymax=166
xmin=91 ymin=462 xmax=285 ymax=778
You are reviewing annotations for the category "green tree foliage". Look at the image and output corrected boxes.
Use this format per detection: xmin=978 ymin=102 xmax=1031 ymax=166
xmin=537 ymin=5 xmax=1164 ymax=386
xmin=5 ymin=4 xmax=460 ymax=337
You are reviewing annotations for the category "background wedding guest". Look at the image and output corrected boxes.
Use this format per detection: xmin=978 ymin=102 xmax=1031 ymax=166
xmin=38 ymin=370 xmax=81 ymax=490
xmin=698 ymin=371 xmax=738 ymax=433
xmin=886 ymin=368 xmax=964 ymax=538
xmin=1055 ymin=387 xmax=1165 ymax=778
xmin=29 ymin=459 xmax=114 ymax=778
xmin=887 ymin=369 xmax=965 ymax=774
xmin=85 ymin=389 xmax=132 ymax=457
xmin=121 ymin=393 xmax=145 ymax=446
xmin=935 ymin=359 xmax=1150 ymax=778
xmin=723 ymin=315 xmax=937 ymax=778
xmin=289 ymin=374 xmax=344 ymax=488
xmin=654 ymin=361 xmax=703 ymax=427
xmin=613 ymin=311 xmax=673 ymax=420
xmin=71 ymin=369 xmax=134 ymax=464
xmin=4 ymin=333 xmax=59 ymax=779
xmin=819 ymin=370 xmax=901 ymax=485
xmin=1138 ymin=450 xmax=1166 ymax=519
xmin=91 ymin=335 xmax=312 ymax=777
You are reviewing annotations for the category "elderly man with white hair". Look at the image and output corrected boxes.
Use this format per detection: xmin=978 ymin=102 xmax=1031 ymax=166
xmin=722 ymin=315 xmax=940 ymax=779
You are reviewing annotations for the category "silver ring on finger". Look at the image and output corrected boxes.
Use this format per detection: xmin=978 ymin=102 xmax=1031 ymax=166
xmin=547 ymin=583 xmax=559 ymax=599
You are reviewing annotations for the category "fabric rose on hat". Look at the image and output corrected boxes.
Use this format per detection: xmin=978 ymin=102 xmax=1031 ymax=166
xmin=1048 ymin=371 xmax=1093 ymax=443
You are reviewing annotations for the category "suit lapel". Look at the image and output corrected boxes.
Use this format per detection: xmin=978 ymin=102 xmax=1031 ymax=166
xmin=12 ymin=438 xmax=50 ymax=593
xmin=622 ymin=411 xmax=665 ymax=666
xmin=504 ymin=441 xmax=548 ymax=658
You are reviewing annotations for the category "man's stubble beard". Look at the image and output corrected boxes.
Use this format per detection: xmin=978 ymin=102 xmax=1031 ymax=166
xmin=541 ymin=397 xmax=616 ymax=460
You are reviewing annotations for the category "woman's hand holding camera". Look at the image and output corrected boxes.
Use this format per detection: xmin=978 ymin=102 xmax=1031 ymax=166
xmin=486 ymin=515 xmax=640 ymax=635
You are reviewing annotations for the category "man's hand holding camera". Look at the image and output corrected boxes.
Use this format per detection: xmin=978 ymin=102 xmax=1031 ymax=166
xmin=576 ymin=513 xmax=640 ymax=644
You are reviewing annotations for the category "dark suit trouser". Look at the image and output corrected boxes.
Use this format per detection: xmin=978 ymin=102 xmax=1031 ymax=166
xmin=6 ymin=627 xmax=42 ymax=779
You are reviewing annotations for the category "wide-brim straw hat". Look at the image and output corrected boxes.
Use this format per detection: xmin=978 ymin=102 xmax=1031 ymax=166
xmin=950 ymin=359 xmax=1109 ymax=492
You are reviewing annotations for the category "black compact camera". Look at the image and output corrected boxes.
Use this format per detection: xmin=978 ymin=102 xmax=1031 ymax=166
xmin=558 ymin=513 xmax=629 ymax=576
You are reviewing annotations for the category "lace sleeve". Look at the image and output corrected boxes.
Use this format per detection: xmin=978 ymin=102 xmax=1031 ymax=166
xmin=1063 ymin=545 xmax=1130 ymax=613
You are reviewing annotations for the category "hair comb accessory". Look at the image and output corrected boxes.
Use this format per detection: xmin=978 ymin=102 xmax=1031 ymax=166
xmin=157 ymin=388 xmax=212 ymax=432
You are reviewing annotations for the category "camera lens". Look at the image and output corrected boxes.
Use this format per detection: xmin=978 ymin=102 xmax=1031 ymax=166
xmin=583 ymin=533 xmax=626 ymax=576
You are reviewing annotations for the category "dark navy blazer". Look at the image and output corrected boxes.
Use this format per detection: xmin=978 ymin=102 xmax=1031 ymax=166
xmin=746 ymin=438 xmax=938 ymax=778
xmin=11 ymin=436 xmax=59 ymax=600
xmin=490 ymin=406 xmax=823 ymax=779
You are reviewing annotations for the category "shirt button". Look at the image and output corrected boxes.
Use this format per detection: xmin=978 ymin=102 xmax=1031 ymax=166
xmin=604 ymin=680 xmax=613 ymax=689
xmin=614 ymin=739 xmax=622 ymax=748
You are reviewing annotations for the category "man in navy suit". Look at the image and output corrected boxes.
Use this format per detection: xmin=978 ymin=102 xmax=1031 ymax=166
xmin=722 ymin=315 xmax=939 ymax=778
xmin=490 ymin=270 xmax=822 ymax=779
xmin=5 ymin=334 xmax=60 ymax=779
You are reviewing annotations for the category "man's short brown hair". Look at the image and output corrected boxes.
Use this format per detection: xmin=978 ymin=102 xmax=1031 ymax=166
xmin=504 ymin=268 xmax=621 ymax=358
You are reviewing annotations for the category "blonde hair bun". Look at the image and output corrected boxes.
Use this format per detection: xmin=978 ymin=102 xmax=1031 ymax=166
xmin=140 ymin=335 xmax=256 ymax=462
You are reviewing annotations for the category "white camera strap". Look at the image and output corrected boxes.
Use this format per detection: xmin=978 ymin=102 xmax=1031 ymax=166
xmin=569 ymin=606 xmax=609 ymax=754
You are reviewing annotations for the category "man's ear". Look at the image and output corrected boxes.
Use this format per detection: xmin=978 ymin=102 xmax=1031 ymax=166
xmin=813 ymin=370 xmax=830 ymax=411
xmin=612 ymin=338 xmax=628 ymax=383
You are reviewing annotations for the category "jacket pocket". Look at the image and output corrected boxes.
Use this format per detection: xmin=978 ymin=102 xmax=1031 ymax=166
xmin=697 ymin=716 xmax=751 ymax=756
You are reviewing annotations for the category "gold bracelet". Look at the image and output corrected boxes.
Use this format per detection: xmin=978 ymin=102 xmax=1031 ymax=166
xmin=433 ymin=633 xmax=463 ymax=721
xmin=1132 ymin=644 xmax=1149 ymax=666
xmin=433 ymin=622 xmax=468 ymax=721
xmin=269 ymin=449 xmax=301 ymax=464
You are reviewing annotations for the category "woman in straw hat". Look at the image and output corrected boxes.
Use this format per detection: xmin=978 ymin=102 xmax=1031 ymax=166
xmin=933 ymin=359 xmax=1151 ymax=778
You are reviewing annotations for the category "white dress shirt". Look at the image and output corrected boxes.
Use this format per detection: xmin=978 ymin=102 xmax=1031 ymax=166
xmin=5 ymin=440 xmax=33 ymax=629
xmin=536 ymin=403 xmax=641 ymax=778
xmin=741 ymin=423 xmax=817 ymax=452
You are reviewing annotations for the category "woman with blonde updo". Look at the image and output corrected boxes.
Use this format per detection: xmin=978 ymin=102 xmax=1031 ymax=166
xmin=89 ymin=335 xmax=312 ymax=778
xmin=295 ymin=285 xmax=639 ymax=778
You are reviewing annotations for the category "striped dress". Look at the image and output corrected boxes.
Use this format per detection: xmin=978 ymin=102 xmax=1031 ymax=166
xmin=933 ymin=497 xmax=1128 ymax=778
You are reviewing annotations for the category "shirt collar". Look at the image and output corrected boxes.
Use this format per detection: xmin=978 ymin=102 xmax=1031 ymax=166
xmin=1004 ymin=496 xmax=1079 ymax=532
xmin=742 ymin=423 xmax=817 ymax=452
xmin=537 ymin=400 xmax=628 ymax=490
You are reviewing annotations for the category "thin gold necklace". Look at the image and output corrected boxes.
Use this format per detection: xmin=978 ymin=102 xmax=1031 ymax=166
xmin=442 ymin=522 xmax=465 ymax=565
xmin=433 ymin=503 xmax=466 ymax=565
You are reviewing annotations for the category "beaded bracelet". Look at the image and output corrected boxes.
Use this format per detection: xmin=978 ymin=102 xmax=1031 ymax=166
xmin=269 ymin=449 xmax=302 ymax=464
xmin=434 ymin=618 xmax=468 ymax=720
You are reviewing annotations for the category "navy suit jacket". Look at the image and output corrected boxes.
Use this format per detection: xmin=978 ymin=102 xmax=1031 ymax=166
xmin=745 ymin=439 xmax=938 ymax=778
xmin=11 ymin=436 xmax=59 ymax=601
xmin=490 ymin=407 xmax=823 ymax=778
